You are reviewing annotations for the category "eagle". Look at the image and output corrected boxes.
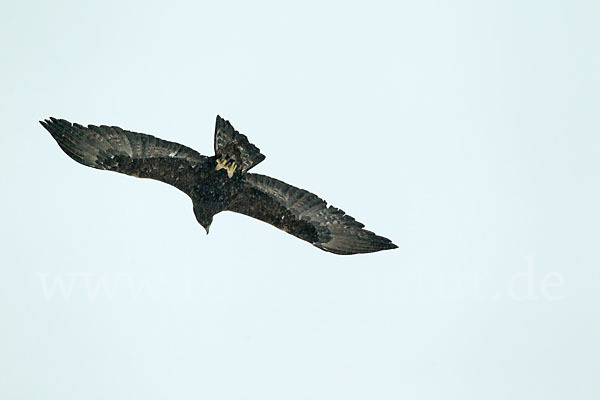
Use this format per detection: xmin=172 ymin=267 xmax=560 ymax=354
xmin=40 ymin=116 xmax=397 ymax=255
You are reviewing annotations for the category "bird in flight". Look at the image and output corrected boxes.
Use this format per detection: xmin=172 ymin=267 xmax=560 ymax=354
xmin=41 ymin=116 xmax=397 ymax=255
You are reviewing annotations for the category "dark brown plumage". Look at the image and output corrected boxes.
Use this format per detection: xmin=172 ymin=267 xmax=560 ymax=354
xmin=41 ymin=116 xmax=397 ymax=255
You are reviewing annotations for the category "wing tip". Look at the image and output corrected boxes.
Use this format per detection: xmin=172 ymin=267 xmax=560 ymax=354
xmin=364 ymin=237 xmax=398 ymax=254
xmin=40 ymin=117 xmax=57 ymax=135
xmin=385 ymin=241 xmax=399 ymax=250
xmin=40 ymin=117 xmax=72 ymax=132
xmin=316 ymin=234 xmax=398 ymax=255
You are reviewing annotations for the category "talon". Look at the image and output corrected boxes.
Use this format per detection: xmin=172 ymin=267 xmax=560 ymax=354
xmin=215 ymin=158 xmax=227 ymax=171
xmin=226 ymin=162 xmax=237 ymax=178
xmin=216 ymin=158 xmax=237 ymax=178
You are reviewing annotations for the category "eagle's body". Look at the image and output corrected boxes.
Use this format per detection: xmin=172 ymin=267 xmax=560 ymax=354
xmin=41 ymin=116 xmax=396 ymax=255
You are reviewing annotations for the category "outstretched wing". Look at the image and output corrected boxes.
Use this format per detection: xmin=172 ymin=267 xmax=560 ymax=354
xmin=227 ymin=174 xmax=397 ymax=255
xmin=41 ymin=118 xmax=207 ymax=195
xmin=214 ymin=115 xmax=265 ymax=174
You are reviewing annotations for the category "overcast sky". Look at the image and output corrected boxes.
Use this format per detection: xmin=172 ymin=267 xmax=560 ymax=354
xmin=1 ymin=1 xmax=599 ymax=399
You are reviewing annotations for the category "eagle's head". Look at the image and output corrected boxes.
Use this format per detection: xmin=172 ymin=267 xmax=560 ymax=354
xmin=193 ymin=206 xmax=214 ymax=234
xmin=198 ymin=215 xmax=213 ymax=234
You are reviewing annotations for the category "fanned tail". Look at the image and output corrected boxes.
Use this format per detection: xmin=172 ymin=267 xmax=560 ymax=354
xmin=214 ymin=116 xmax=265 ymax=175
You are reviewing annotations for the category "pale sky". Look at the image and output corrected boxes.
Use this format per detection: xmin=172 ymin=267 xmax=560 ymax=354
xmin=1 ymin=1 xmax=599 ymax=399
